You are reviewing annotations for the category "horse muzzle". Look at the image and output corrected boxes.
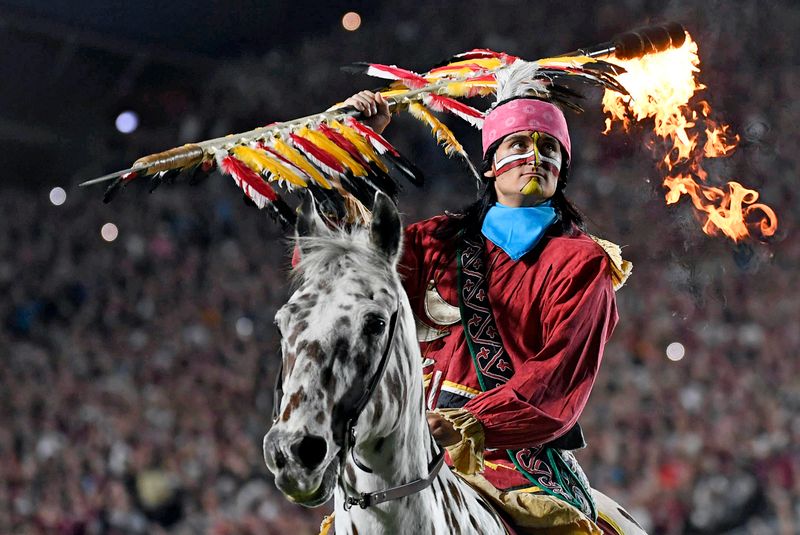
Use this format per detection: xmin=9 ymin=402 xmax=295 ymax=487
xmin=263 ymin=427 xmax=339 ymax=506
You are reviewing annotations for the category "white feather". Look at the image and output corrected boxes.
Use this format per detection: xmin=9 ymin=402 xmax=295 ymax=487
xmin=493 ymin=60 xmax=550 ymax=104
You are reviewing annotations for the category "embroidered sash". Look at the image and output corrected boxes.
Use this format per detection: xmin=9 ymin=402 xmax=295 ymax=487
xmin=456 ymin=234 xmax=596 ymax=519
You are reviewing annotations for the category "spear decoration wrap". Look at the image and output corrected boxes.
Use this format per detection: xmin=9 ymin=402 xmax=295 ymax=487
xmin=82 ymin=23 xmax=687 ymax=227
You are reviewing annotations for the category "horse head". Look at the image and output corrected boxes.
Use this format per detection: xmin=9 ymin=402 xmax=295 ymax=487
xmin=263 ymin=192 xmax=412 ymax=507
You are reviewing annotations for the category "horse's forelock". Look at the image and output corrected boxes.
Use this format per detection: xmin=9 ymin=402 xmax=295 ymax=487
xmin=291 ymin=227 xmax=397 ymax=289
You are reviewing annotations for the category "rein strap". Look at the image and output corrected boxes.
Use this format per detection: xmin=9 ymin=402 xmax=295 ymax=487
xmin=345 ymin=447 xmax=445 ymax=509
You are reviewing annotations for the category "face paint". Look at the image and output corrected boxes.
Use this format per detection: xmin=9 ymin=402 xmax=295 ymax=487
xmin=493 ymin=132 xmax=562 ymax=176
xmin=492 ymin=131 xmax=562 ymax=196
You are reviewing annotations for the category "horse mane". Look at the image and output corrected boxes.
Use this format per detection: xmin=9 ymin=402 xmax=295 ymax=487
xmin=290 ymin=225 xmax=400 ymax=289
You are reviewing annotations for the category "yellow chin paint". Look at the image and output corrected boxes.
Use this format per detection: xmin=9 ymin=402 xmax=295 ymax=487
xmin=519 ymin=131 xmax=542 ymax=195
xmin=520 ymin=178 xmax=543 ymax=196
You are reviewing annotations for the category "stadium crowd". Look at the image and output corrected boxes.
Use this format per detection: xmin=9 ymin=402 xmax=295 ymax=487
xmin=1 ymin=1 xmax=798 ymax=533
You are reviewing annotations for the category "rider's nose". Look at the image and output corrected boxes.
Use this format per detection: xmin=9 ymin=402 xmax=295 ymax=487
xmin=291 ymin=435 xmax=328 ymax=471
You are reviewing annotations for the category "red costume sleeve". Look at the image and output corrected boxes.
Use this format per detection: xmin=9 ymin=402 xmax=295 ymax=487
xmin=464 ymin=248 xmax=618 ymax=450
xmin=398 ymin=223 xmax=426 ymax=308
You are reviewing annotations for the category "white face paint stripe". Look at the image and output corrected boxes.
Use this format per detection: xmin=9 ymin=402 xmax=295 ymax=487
xmin=494 ymin=150 xmax=561 ymax=176
xmin=494 ymin=149 xmax=535 ymax=169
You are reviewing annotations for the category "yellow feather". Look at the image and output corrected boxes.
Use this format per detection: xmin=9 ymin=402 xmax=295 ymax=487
xmin=378 ymin=89 xmax=408 ymax=99
xmin=442 ymin=57 xmax=504 ymax=70
xmin=426 ymin=57 xmax=504 ymax=79
xmin=298 ymin=127 xmax=368 ymax=177
xmin=408 ymin=102 xmax=465 ymax=158
xmin=445 ymin=79 xmax=497 ymax=97
xmin=231 ymin=146 xmax=307 ymax=188
xmin=536 ymin=54 xmax=598 ymax=66
xmin=329 ymin=121 xmax=389 ymax=174
xmin=271 ymin=138 xmax=332 ymax=189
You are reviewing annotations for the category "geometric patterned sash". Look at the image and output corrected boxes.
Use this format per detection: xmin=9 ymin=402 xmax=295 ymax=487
xmin=457 ymin=234 xmax=597 ymax=520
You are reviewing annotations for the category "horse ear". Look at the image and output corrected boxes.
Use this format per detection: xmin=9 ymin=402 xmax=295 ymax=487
xmin=370 ymin=191 xmax=402 ymax=263
xmin=296 ymin=193 xmax=318 ymax=239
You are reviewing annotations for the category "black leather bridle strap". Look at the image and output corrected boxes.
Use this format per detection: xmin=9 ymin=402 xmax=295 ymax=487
xmin=345 ymin=446 xmax=445 ymax=509
xmin=343 ymin=308 xmax=400 ymax=432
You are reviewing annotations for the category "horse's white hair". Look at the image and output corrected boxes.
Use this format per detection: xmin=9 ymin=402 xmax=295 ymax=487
xmin=291 ymin=224 xmax=401 ymax=287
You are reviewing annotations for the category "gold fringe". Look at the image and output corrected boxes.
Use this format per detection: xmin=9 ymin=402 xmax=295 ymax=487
xmin=589 ymin=235 xmax=633 ymax=291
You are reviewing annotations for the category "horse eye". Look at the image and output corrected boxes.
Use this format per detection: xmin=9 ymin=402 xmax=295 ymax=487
xmin=363 ymin=315 xmax=386 ymax=336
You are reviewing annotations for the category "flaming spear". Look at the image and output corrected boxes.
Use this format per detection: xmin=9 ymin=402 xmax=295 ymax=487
xmin=80 ymin=22 xmax=776 ymax=241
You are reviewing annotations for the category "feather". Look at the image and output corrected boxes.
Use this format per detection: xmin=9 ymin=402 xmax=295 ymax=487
xmin=103 ymin=171 xmax=138 ymax=203
xmin=345 ymin=117 xmax=400 ymax=156
xmin=329 ymin=120 xmax=389 ymax=173
xmin=348 ymin=62 xmax=428 ymax=89
xmin=344 ymin=117 xmax=423 ymax=185
xmin=408 ymin=102 xmax=477 ymax=181
xmin=317 ymin=122 xmax=400 ymax=197
xmin=297 ymin=127 xmax=368 ymax=177
xmin=317 ymin=123 xmax=371 ymax=167
xmin=289 ymin=132 xmax=346 ymax=178
xmin=450 ymin=49 xmax=519 ymax=63
xmin=218 ymin=153 xmax=278 ymax=208
xmin=426 ymin=57 xmax=505 ymax=79
xmin=408 ymin=102 xmax=465 ymax=157
xmin=271 ymin=138 xmax=332 ymax=189
xmin=231 ymin=145 xmax=308 ymax=188
xmin=258 ymin=143 xmax=318 ymax=188
xmin=443 ymin=75 xmax=497 ymax=98
xmin=493 ymin=60 xmax=552 ymax=102
xmin=422 ymin=94 xmax=484 ymax=128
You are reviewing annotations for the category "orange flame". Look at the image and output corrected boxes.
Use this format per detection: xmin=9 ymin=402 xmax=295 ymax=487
xmin=602 ymin=34 xmax=777 ymax=242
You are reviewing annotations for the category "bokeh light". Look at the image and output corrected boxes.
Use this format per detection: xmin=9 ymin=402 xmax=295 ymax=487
xmin=115 ymin=111 xmax=139 ymax=134
xmin=666 ymin=342 xmax=685 ymax=361
xmin=342 ymin=11 xmax=361 ymax=31
xmin=236 ymin=317 xmax=254 ymax=338
xmin=49 ymin=187 xmax=67 ymax=206
xmin=101 ymin=223 xmax=119 ymax=242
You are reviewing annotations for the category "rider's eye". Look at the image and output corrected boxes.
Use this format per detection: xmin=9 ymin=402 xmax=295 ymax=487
xmin=363 ymin=315 xmax=386 ymax=336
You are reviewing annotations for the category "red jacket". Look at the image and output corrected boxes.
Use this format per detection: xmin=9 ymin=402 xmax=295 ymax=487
xmin=399 ymin=215 xmax=618 ymax=489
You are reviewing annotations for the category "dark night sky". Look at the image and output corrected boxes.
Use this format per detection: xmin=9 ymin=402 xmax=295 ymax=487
xmin=0 ymin=0 xmax=371 ymax=58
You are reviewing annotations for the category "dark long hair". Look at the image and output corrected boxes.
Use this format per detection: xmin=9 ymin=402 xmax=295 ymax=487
xmin=434 ymin=139 xmax=586 ymax=242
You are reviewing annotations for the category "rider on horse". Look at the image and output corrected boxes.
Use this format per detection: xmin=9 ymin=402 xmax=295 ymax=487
xmin=345 ymin=82 xmax=632 ymax=534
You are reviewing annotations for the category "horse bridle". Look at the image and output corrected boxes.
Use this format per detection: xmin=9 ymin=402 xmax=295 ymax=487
xmin=272 ymin=305 xmax=445 ymax=510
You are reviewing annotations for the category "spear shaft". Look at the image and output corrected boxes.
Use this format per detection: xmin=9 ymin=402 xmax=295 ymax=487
xmin=80 ymin=22 xmax=685 ymax=187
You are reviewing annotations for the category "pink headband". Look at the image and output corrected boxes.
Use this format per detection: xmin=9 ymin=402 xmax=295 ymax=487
xmin=481 ymin=99 xmax=571 ymax=160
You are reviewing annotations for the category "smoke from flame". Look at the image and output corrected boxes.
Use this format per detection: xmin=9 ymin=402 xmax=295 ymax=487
xmin=602 ymin=34 xmax=777 ymax=242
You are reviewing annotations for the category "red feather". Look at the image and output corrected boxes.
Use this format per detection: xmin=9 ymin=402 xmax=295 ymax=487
xmin=345 ymin=117 xmax=400 ymax=157
xmin=451 ymin=49 xmax=519 ymax=63
xmin=365 ymin=63 xmax=427 ymax=89
xmin=220 ymin=155 xmax=278 ymax=207
xmin=422 ymin=94 xmax=484 ymax=128
xmin=317 ymin=123 xmax=371 ymax=166
xmin=289 ymin=133 xmax=345 ymax=175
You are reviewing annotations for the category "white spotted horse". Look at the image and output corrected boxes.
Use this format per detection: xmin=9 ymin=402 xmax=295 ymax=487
xmin=263 ymin=192 xmax=647 ymax=535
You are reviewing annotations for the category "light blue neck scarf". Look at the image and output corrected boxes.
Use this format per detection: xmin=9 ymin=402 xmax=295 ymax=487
xmin=481 ymin=201 xmax=557 ymax=261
